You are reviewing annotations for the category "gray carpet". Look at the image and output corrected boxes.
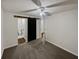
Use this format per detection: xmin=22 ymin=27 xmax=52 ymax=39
xmin=2 ymin=39 xmax=78 ymax=59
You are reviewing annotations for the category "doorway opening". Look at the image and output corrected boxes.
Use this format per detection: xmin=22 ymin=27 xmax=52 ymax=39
xmin=28 ymin=18 xmax=36 ymax=42
xmin=17 ymin=17 xmax=39 ymax=43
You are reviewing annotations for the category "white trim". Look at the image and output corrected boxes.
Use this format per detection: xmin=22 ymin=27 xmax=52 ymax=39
xmin=1 ymin=49 xmax=4 ymax=57
xmin=4 ymin=43 xmax=17 ymax=49
xmin=46 ymin=40 xmax=78 ymax=56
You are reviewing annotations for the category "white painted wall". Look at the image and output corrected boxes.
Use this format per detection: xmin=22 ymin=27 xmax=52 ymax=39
xmin=1 ymin=10 xmax=18 ymax=50
xmin=36 ymin=19 xmax=41 ymax=39
xmin=45 ymin=8 xmax=78 ymax=56
xmin=1 ymin=9 xmax=4 ymax=56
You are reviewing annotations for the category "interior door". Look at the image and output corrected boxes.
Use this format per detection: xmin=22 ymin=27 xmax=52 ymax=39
xmin=28 ymin=18 xmax=36 ymax=42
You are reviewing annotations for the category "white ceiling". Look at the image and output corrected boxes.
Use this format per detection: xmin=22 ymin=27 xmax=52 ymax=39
xmin=2 ymin=0 xmax=77 ymax=17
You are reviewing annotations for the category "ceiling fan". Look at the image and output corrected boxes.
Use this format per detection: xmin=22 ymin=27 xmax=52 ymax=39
xmin=18 ymin=0 xmax=77 ymax=16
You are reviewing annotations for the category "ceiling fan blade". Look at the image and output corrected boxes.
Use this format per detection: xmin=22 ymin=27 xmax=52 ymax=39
xmin=18 ymin=8 xmax=37 ymax=13
xmin=32 ymin=0 xmax=41 ymax=7
xmin=46 ymin=0 xmax=77 ymax=8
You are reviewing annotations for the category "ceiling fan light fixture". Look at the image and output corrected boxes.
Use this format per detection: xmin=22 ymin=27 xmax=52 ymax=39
xmin=40 ymin=11 xmax=46 ymax=16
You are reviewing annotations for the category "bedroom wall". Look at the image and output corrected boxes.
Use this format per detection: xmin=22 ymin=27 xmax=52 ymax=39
xmin=45 ymin=7 xmax=78 ymax=56
xmin=1 ymin=9 xmax=4 ymax=56
xmin=1 ymin=10 xmax=18 ymax=51
xmin=36 ymin=19 xmax=41 ymax=39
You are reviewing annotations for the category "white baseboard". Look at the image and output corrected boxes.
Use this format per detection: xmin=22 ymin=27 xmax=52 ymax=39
xmin=46 ymin=40 xmax=78 ymax=56
xmin=1 ymin=49 xmax=4 ymax=57
xmin=1 ymin=43 xmax=17 ymax=57
xmin=4 ymin=43 xmax=17 ymax=49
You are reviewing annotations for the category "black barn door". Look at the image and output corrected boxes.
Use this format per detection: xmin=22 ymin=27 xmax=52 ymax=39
xmin=28 ymin=18 xmax=36 ymax=42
